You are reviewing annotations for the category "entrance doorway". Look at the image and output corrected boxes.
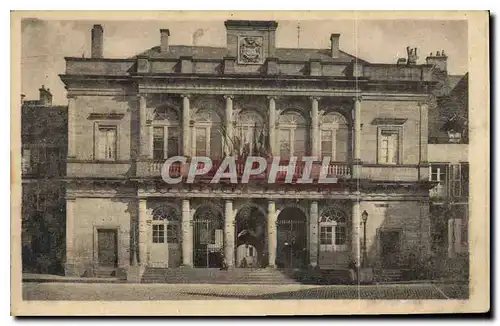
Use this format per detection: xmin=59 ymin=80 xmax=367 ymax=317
xmin=380 ymin=230 xmax=401 ymax=268
xmin=276 ymin=207 xmax=308 ymax=269
xmin=193 ymin=205 xmax=224 ymax=268
xmin=235 ymin=205 xmax=267 ymax=268
xmin=97 ymin=229 xmax=118 ymax=268
xmin=150 ymin=205 xmax=181 ymax=268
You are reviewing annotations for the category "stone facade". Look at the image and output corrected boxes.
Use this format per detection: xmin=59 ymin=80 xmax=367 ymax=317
xmin=59 ymin=20 xmax=442 ymax=279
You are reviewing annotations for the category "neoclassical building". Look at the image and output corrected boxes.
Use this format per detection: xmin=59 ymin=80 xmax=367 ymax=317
xmin=61 ymin=20 xmax=439 ymax=280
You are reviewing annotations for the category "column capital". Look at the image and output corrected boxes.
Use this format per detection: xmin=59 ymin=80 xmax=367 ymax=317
xmin=309 ymin=96 xmax=321 ymax=102
xmin=136 ymin=93 xmax=145 ymax=100
xmin=223 ymin=95 xmax=234 ymax=101
xmin=267 ymin=95 xmax=279 ymax=101
xmin=67 ymin=94 xmax=77 ymax=100
xmin=181 ymin=94 xmax=191 ymax=99
xmin=352 ymin=94 xmax=363 ymax=102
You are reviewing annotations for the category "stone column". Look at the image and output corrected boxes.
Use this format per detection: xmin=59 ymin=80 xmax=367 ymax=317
xmin=419 ymin=103 xmax=429 ymax=163
xmin=351 ymin=200 xmax=361 ymax=267
xmin=224 ymin=95 xmax=234 ymax=155
xmin=181 ymin=199 xmax=193 ymax=266
xmin=267 ymin=200 xmax=277 ymax=268
xmin=67 ymin=96 xmax=76 ymax=158
xmin=65 ymin=196 xmax=75 ymax=276
xmin=182 ymin=95 xmax=191 ymax=157
xmin=268 ymin=96 xmax=276 ymax=155
xmin=310 ymin=97 xmax=320 ymax=157
xmin=352 ymin=96 xmax=362 ymax=178
xmin=224 ymin=200 xmax=235 ymax=267
xmin=138 ymin=94 xmax=148 ymax=158
xmin=138 ymin=199 xmax=148 ymax=266
xmin=309 ymin=200 xmax=319 ymax=267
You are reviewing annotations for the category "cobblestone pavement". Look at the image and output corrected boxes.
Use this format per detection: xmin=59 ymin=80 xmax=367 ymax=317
xmin=23 ymin=282 xmax=469 ymax=301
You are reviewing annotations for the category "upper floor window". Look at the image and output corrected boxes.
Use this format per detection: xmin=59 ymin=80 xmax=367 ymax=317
xmin=152 ymin=107 xmax=181 ymax=160
xmin=97 ymin=126 xmax=117 ymax=161
xmin=377 ymin=128 xmax=402 ymax=165
xmin=320 ymin=112 xmax=348 ymax=161
xmin=192 ymin=110 xmax=223 ymax=160
xmin=278 ymin=111 xmax=307 ymax=157
xmin=236 ymin=111 xmax=264 ymax=156
xmin=22 ymin=148 xmax=31 ymax=173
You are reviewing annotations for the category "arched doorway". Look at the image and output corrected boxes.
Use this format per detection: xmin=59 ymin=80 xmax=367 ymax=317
xmin=235 ymin=205 xmax=267 ymax=268
xmin=150 ymin=205 xmax=181 ymax=268
xmin=277 ymin=207 xmax=308 ymax=268
xmin=193 ymin=205 xmax=224 ymax=268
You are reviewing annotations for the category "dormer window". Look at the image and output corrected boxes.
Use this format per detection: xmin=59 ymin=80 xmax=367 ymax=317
xmin=448 ymin=131 xmax=462 ymax=143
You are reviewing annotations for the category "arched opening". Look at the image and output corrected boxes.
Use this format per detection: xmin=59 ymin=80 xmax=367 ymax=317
xmin=192 ymin=109 xmax=223 ymax=160
xmin=278 ymin=110 xmax=308 ymax=158
xmin=276 ymin=207 xmax=308 ymax=269
xmin=235 ymin=110 xmax=265 ymax=157
xmin=150 ymin=205 xmax=181 ymax=268
xmin=320 ymin=111 xmax=349 ymax=161
xmin=234 ymin=205 xmax=267 ymax=268
xmin=193 ymin=205 xmax=224 ymax=268
xmin=152 ymin=107 xmax=181 ymax=160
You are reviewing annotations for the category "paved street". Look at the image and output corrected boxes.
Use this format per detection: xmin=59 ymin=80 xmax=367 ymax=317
xmin=23 ymin=282 xmax=469 ymax=301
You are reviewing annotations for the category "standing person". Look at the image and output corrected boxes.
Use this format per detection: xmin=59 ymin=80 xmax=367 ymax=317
xmin=220 ymin=253 xmax=228 ymax=271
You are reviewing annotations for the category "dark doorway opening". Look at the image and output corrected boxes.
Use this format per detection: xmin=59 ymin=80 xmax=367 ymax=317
xmin=276 ymin=207 xmax=308 ymax=269
xmin=380 ymin=230 xmax=401 ymax=269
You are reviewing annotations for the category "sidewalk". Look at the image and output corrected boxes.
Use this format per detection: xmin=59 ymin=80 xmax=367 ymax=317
xmin=22 ymin=273 xmax=122 ymax=283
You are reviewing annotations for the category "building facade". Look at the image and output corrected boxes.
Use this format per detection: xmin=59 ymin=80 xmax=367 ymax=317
xmin=427 ymin=71 xmax=469 ymax=278
xmin=21 ymin=86 xmax=67 ymax=274
xmin=60 ymin=21 xmax=440 ymax=279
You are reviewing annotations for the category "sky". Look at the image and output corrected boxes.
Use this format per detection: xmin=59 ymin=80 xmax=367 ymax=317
xmin=21 ymin=18 xmax=468 ymax=105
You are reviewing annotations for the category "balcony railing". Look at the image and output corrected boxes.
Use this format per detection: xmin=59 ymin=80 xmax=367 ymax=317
xmin=136 ymin=159 xmax=352 ymax=183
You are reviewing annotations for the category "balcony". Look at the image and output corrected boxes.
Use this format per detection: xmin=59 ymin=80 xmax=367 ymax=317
xmin=136 ymin=158 xmax=352 ymax=184
xmin=360 ymin=164 xmax=429 ymax=182
xmin=66 ymin=161 xmax=132 ymax=178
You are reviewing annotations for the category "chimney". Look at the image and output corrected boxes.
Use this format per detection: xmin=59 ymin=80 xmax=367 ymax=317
xmin=39 ymin=85 xmax=52 ymax=106
xmin=91 ymin=24 xmax=103 ymax=58
xmin=330 ymin=33 xmax=340 ymax=58
xmin=426 ymin=50 xmax=448 ymax=72
xmin=160 ymin=29 xmax=170 ymax=53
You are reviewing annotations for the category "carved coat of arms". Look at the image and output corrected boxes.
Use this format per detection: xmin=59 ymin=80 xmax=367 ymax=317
xmin=239 ymin=36 xmax=263 ymax=64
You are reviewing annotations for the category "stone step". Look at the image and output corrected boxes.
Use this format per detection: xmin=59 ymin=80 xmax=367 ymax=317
xmin=141 ymin=268 xmax=352 ymax=284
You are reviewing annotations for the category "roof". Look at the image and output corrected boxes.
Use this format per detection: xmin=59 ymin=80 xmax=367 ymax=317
xmin=447 ymin=74 xmax=466 ymax=92
xmin=134 ymin=45 xmax=369 ymax=64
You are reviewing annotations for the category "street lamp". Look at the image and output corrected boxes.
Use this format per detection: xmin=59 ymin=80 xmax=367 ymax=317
xmin=361 ymin=210 xmax=368 ymax=268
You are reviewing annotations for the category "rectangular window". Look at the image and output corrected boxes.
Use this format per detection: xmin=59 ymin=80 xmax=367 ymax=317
xmin=378 ymin=129 xmax=400 ymax=164
xmin=195 ymin=128 xmax=207 ymax=156
xmin=279 ymin=129 xmax=291 ymax=157
xmin=335 ymin=128 xmax=348 ymax=162
xmin=335 ymin=226 xmax=346 ymax=245
xmin=97 ymin=126 xmax=117 ymax=161
xmin=22 ymin=148 xmax=31 ymax=173
xmin=167 ymin=127 xmax=180 ymax=158
xmin=152 ymin=224 xmax=165 ymax=243
xmin=210 ymin=127 xmax=223 ymax=160
xmin=320 ymin=226 xmax=333 ymax=245
xmin=321 ymin=130 xmax=333 ymax=159
xmin=166 ymin=224 xmax=179 ymax=244
xmin=153 ymin=127 xmax=165 ymax=160
xmin=294 ymin=127 xmax=307 ymax=157
xmin=430 ymin=165 xmax=447 ymax=182
xmin=450 ymin=164 xmax=462 ymax=197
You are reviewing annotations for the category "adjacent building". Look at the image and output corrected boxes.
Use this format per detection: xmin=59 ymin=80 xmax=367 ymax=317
xmin=59 ymin=20 xmax=461 ymax=280
xmin=21 ymin=86 xmax=67 ymax=274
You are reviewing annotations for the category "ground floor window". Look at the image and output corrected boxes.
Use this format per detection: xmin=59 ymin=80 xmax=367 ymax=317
xmin=319 ymin=207 xmax=347 ymax=252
